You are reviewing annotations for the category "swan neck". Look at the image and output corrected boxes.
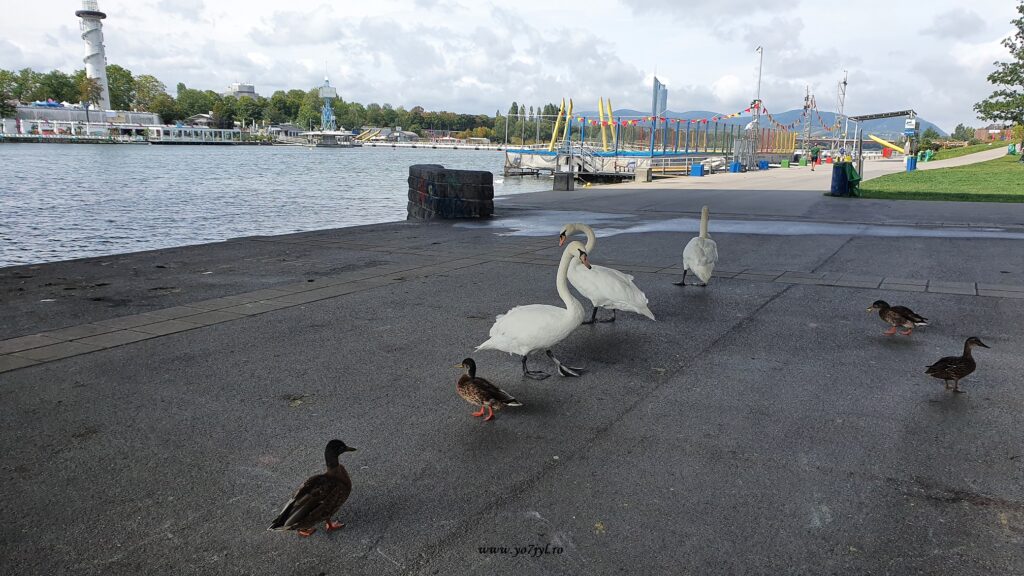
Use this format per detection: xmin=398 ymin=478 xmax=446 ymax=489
xmin=580 ymin=224 xmax=596 ymax=252
xmin=699 ymin=207 xmax=709 ymax=239
xmin=556 ymin=248 xmax=581 ymax=311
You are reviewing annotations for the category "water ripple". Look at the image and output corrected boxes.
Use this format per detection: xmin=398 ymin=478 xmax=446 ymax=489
xmin=0 ymin=144 xmax=545 ymax=267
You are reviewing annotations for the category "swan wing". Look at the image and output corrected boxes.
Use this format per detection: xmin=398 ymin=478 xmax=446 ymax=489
xmin=476 ymin=304 xmax=578 ymax=355
xmin=682 ymin=236 xmax=718 ymax=284
xmin=570 ymin=262 xmax=654 ymax=319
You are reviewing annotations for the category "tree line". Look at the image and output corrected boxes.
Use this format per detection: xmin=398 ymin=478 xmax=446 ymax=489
xmin=0 ymin=65 xmax=563 ymax=142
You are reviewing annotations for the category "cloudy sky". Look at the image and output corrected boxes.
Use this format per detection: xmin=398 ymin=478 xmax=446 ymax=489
xmin=2 ymin=0 xmax=1018 ymax=130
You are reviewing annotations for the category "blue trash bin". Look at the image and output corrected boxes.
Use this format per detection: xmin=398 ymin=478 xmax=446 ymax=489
xmin=830 ymin=163 xmax=850 ymax=196
xmin=691 ymin=164 xmax=704 ymax=177
xmin=906 ymin=156 xmax=917 ymax=172
xmin=758 ymin=159 xmax=769 ymax=170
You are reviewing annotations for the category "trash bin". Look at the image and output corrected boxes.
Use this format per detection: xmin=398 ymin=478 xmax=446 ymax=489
xmin=1009 ymin=143 xmax=1018 ymax=155
xmin=829 ymin=162 xmax=861 ymax=197
xmin=781 ymin=159 xmax=790 ymax=168
xmin=691 ymin=164 xmax=704 ymax=177
xmin=906 ymin=156 xmax=917 ymax=172
xmin=830 ymin=163 xmax=849 ymax=196
xmin=799 ymin=157 xmax=808 ymax=166
xmin=758 ymin=159 xmax=769 ymax=170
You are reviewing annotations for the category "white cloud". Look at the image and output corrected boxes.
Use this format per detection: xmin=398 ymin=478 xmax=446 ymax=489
xmin=923 ymin=8 xmax=989 ymax=40
xmin=1 ymin=0 xmax=1020 ymax=130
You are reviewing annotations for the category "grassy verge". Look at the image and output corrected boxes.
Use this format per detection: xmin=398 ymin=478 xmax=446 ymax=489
xmin=858 ymin=155 xmax=1024 ymax=202
xmin=931 ymin=142 xmax=1008 ymax=160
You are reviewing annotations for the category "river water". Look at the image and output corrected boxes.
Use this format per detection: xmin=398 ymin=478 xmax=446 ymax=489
xmin=0 ymin=144 xmax=549 ymax=267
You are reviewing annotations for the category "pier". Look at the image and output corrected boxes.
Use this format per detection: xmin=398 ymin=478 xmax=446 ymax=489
xmin=2 ymin=151 xmax=1022 ymax=575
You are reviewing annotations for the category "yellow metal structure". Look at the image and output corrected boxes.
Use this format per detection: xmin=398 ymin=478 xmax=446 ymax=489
xmin=548 ymin=99 xmax=565 ymax=152
xmin=561 ymin=99 xmax=574 ymax=145
xmin=606 ymin=98 xmax=617 ymax=149
xmin=598 ymin=98 xmax=609 ymax=151
xmin=868 ymin=134 xmax=905 ymax=154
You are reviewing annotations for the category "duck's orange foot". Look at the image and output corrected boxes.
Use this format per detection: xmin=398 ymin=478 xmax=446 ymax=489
xmin=325 ymin=521 xmax=345 ymax=532
xmin=883 ymin=327 xmax=898 ymax=335
xmin=899 ymin=329 xmax=913 ymax=336
xmin=483 ymin=406 xmax=495 ymax=422
xmin=471 ymin=406 xmax=485 ymax=417
xmin=297 ymin=528 xmax=316 ymax=537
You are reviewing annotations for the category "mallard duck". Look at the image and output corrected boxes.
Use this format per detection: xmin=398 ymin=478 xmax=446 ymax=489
xmin=926 ymin=337 xmax=990 ymax=393
xmin=867 ymin=300 xmax=929 ymax=336
xmin=559 ymin=223 xmax=655 ymax=324
xmin=676 ymin=206 xmax=718 ymax=287
xmin=456 ymin=358 xmax=523 ymax=421
xmin=269 ymin=439 xmax=356 ymax=537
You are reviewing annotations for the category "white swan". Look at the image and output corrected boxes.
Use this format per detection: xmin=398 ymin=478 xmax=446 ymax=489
xmin=676 ymin=205 xmax=718 ymax=287
xmin=559 ymin=223 xmax=655 ymax=324
xmin=476 ymin=240 xmax=590 ymax=379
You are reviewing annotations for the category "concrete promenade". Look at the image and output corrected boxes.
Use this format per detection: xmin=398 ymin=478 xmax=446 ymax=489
xmin=1 ymin=153 xmax=1023 ymax=575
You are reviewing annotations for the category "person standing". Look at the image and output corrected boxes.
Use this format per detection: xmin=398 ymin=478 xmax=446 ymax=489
xmin=810 ymin=144 xmax=821 ymax=171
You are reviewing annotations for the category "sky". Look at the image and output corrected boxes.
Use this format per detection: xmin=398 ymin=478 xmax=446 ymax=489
xmin=1 ymin=0 xmax=1018 ymax=131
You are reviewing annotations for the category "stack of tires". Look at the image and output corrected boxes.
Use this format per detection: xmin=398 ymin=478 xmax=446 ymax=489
xmin=407 ymin=164 xmax=494 ymax=220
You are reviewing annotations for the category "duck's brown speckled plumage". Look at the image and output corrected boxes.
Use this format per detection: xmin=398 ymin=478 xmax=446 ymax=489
xmin=456 ymin=358 xmax=522 ymax=420
xmin=870 ymin=300 xmax=928 ymax=328
xmin=269 ymin=439 xmax=355 ymax=535
xmin=926 ymin=337 xmax=989 ymax=393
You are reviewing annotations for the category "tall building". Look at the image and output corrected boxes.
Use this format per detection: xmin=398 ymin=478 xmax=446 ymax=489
xmin=75 ymin=0 xmax=111 ymax=110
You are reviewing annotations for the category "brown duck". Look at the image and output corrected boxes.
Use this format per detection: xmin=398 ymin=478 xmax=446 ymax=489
xmin=269 ymin=439 xmax=356 ymax=537
xmin=926 ymin=337 xmax=990 ymax=393
xmin=456 ymin=358 xmax=522 ymax=421
xmin=867 ymin=300 xmax=929 ymax=336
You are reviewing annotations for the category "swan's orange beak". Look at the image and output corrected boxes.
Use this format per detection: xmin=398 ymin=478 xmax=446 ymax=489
xmin=558 ymin=232 xmax=566 ymax=247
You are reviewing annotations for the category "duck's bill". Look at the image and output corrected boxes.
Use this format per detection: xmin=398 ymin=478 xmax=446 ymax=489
xmin=345 ymin=447 xmax=357 ymax=452
xmin=865 ymin=307 xmax=874 ymax=311
xmin=454 ymin=363 xmax=465 ymax=368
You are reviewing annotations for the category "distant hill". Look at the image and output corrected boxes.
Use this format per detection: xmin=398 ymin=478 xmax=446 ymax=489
xmin=574 ymin=108 xmax=947 ymax=139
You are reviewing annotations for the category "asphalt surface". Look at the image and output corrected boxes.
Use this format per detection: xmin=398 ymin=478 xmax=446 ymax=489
xmin=2 ymin=174 xmax=1023 ymax=575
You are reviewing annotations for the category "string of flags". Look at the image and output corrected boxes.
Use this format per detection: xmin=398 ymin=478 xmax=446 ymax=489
xmin=566 ymin=98 xmax=837 ymax=133
xmin=572 ymin=101 xmax=767 ymax=128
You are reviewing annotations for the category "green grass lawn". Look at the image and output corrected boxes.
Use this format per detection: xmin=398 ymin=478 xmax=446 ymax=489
xmin=930 ymin=142 xmax=1008 ymax=160
xmin=858 ymin=154 xmax=1024 ymax=202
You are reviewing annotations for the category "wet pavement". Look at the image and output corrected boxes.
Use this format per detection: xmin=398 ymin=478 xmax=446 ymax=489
xmin=1 ymin=166 xmax=1023 ymax=575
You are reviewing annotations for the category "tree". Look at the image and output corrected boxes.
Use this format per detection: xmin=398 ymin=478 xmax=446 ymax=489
xmin=974 ymin=2 xmax=1024 ymax=147
xmin=105 ymin=64 xmax=135 ymax=110
xmin=175 ymin=83 xmax=216 ymax=118
xmin=133 ymin=74 xmax=167 ymax=111
xmin=296 ymin=89 xmax=322 ymax=130
xmin=235 ymin=95 xmax=263 ymax=126
xmin=29 ymin=70 xmax=76 ymax=102
xmin=211 ymin=96 xmax=237 ymax=128
xmin=12 ymin=68 xmax=40 ymax=102
xmin=150 ymin=92 xmax=182 ymax=123
xmin=77 ymin=75 xmax=103 ymax=124
xmin=922 ymin=127 xmax=941 ymax=141
xmin=951 ymin=123 xmax=975 ymax=141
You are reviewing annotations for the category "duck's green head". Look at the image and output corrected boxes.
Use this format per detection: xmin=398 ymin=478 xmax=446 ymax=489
xmin=867 ymin=300 xmax=889 ymax=312
xmin=456 ymin=358 xmax=477 ymax=376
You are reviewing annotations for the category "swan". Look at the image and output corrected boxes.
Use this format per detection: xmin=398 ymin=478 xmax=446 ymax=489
xmin=476 ymin=240 xmax=590 ymax=379
xmin=559 ymin=223 xmax=655 ymax=324
xmin=675 ymin=205 xmax=718 ymax=287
